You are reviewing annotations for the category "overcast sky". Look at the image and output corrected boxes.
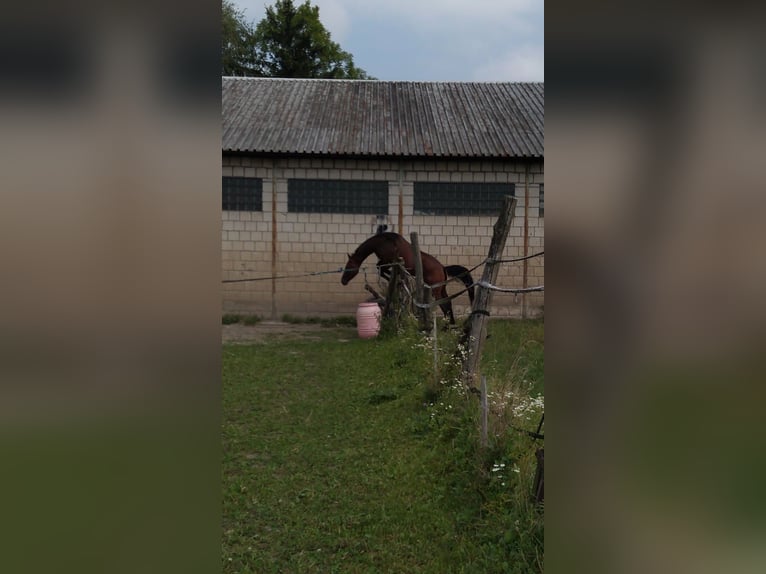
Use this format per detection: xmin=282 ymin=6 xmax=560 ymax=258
xmin=233 ymin=0 xmax=544 ymax=82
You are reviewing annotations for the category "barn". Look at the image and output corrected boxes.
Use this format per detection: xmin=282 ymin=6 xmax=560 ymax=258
xmin=222 ymin=77 xmax=544 ymax=320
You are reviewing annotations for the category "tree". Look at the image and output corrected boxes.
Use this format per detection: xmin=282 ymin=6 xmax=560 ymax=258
xmin=252 ymin=0 xmax=374 ymax=79
xmin=222 ymin=0 xmax=257 ymax=76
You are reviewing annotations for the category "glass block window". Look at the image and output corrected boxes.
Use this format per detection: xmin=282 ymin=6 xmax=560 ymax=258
xmin=539 ymin=184 xmax=544 ymax=217
xmin=414 ymin=182 xmax=515 ymax=216
xmin=288 ymin=179 xmax=388 ymax=214
xmin=222 ymin=177 xmax=263 ymax=211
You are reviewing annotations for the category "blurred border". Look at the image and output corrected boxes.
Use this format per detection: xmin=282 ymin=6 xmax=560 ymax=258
xmin=547 ymin=6 xmax=766 ymax=574
xmin=0 ymin=4 xmax=221 ymax=574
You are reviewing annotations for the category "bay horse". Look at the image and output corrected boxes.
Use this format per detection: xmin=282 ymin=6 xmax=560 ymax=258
xmin=341 ymin=232 xmax=474 ymax=324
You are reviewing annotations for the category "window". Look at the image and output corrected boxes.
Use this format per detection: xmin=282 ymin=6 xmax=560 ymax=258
xmin=539 ymin=184 xmax=544 ymax=217
xmin=288 ymin=179 xmax=388 ymax=214
xmin=222 ymin=177 xmax=263 ymax=211
xmin=414 ymin=182 xmax=515 ymax=216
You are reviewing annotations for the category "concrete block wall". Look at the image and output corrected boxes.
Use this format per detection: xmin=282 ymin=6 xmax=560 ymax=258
xmin=222 ymin=155 xmax=544 ymax=320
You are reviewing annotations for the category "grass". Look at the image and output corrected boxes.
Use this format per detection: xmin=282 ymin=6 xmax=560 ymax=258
xmin=222 ymin=318 xmax=543 ymax=573
xmin=281 ymin=313 xmax=357 ymax=328
xmin=222 ymin=314 xmax=263 ymax=326
xmin=243 ymin=315 xmax=263 ymax=326
xmin=224 ymin=313 xmax=355 ymax=327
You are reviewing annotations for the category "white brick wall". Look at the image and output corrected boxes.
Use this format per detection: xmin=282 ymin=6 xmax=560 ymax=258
xmin=222 ymin=156 xmax=544 ymax=319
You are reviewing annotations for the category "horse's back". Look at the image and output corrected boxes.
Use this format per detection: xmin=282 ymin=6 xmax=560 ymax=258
xmin=377 ymin=233 xmax=447 ymax=281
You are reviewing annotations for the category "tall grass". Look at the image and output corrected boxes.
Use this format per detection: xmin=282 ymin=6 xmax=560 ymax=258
xmin=413 ymin=317 xmax=545 ymax=572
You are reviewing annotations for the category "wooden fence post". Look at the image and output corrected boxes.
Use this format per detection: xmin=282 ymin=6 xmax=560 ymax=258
xmin=271 ymin=159 xmax=278 ymax=321
xmin=533 ymin=448 xmax=544 ymax=503
xmin=480 ymin=375 xmax=488 ymax=449
xmin=462 ymin=196 xmax=517 ymax=389
xmin=522 ymin=164 xmax=529 ymax=319
xmin=410 ymin=232 xmax=432 ymax=328
xmin=382 ymin=259 xmax=402 ymax=322
xmin=432 ymin=314 xmax=439 ymax=384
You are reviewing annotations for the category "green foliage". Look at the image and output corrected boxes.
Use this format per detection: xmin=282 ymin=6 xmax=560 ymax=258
xmin=483 ymin=318 xmax=545 ymax=396
xmin=222 ymin=313 xmax=263 ymax=325
xmin=321 ymin=315 xmax=357 ymax=327
xmin=366 ymin=389 xmax=399 ymax=405
xmin=376 ymin=310 xmax=420 ymax=340
xmin=222 ymin=313 xmax=242 ymax=325
xmin=478 ymin=320 xmax=545 ymax=571
xmin=280 ymin=313 xmax=307 ymax=324
xmin=253 ymin=0 xmax=373 ymax=79
xmin=222 ymin=0 xmax=257 ymax=76
xmin=222 ymin=0 xmax=373 ymax=79
xmin=418 ymin=319 xmax=545 ymax=571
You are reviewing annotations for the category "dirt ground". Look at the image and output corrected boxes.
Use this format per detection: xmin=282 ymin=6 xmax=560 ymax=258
xmin=222 ymin=321 xmax=358 ymax=343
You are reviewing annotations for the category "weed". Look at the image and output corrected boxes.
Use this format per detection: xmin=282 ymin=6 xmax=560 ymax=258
xmin=222 ymin=314 xmax=242 ymax=325
xmin=367 ymin=389 xmax=399 ymax=405
xmin=419 ymin=318 xmax=545 ymax=571
xmin=377 ymin=311 xmax=419 ymax=340
xmin=319 ymin=316 xmax=356 ymax=328
xmin=280 ymin=314 xmax=356 ymax=327
xmin=242 ymin=315 xmax=262 ymax=326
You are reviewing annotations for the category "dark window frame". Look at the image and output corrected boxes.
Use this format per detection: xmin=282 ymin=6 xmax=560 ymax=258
xmin=222 ymin=176 xmax=263 ymax=212
xmin=539 ymin=184 xmax=544 ymax=218
xmin=413 ymin=182 xmax=515 ymax=216
xmin=288 ymin=179 xmax=388 ymax=214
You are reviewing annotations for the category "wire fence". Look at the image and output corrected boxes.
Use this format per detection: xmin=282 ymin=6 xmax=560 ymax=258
xmin=222 ymin=252 xmax=544 ymax=300
xmin=221 ymin=261 xmax=401 ymax=284
xmin=409 ymin=251 xmax=545 ymax=310
xmin=222 ymin=251 xmax=543 ymax=324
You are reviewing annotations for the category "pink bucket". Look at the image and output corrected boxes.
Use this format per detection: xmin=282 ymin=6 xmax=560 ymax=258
xmin=356 ymin=302 xmax=381 ymax=339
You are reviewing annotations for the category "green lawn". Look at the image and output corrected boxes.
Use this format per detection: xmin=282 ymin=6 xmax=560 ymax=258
xmin=222 ymin=319 xmax=544 ymax=573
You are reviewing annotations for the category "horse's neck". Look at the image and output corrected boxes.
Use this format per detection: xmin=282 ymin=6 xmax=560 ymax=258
xmin=355 ymin=235 xmax=396 ymax=262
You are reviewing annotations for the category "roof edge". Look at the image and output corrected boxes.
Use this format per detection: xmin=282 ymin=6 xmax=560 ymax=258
xmin=222 ymin=149 xmax=544 ymax=161
xmin=222 ymin=76 xmax=544 ymax=86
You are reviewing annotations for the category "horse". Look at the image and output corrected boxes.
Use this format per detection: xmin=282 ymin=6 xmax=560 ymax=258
xmin=341 ymin=232 xmax=475 ymax=324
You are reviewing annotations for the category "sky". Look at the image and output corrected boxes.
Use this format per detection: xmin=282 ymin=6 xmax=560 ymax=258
xmin=233 ymin=0 xmax=544 ymax=82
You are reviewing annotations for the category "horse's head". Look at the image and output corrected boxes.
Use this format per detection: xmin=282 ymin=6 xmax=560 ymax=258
xmin=341 ymin=253 xmax=360 ymax=285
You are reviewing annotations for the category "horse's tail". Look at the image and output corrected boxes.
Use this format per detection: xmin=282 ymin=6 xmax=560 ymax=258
xmin=444 ymin=265 xmax=475 ymax=305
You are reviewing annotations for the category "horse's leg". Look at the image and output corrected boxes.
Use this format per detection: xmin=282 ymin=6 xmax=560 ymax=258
xmin=436 ymin=286 xmax=455 ymax=324
xmin=440 ymin=301 xmax=456 ymax=324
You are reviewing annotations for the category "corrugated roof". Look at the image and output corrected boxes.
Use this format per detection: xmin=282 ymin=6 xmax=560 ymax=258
xmin=222 ymin=77 xmax=544 ymax=159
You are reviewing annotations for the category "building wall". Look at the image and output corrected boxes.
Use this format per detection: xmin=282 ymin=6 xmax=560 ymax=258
xmin=222 ymin=155 xmax=544 ymax=320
